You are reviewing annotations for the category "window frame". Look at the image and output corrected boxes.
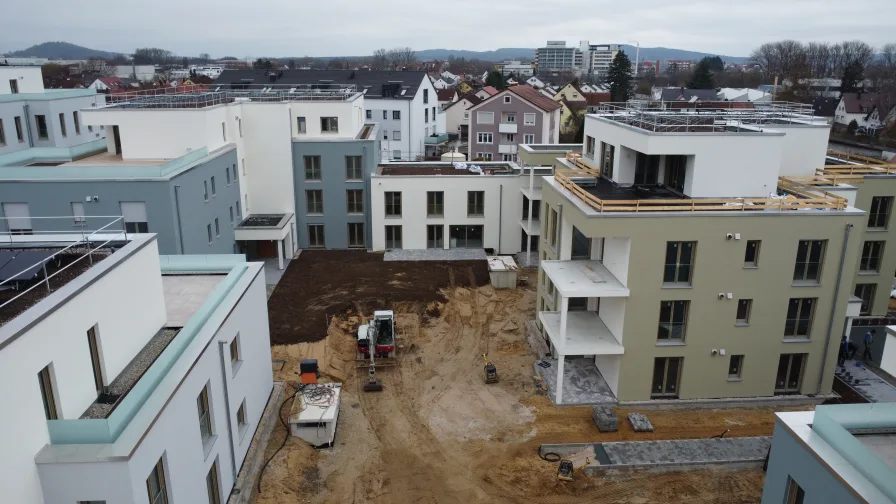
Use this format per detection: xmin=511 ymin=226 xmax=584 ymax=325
xmin=657 ymin=300 xmax=689 ymax=342
xmin=427 ymin=191 xmax=444 ymax=217
xmin=146 ymin=457 xmax=169 ymax=504
xmin=854 ymin=283 xmax=877 ymax=316
xmin=304 ymin=155 xmax=321 ymax=181
xmin=308 ymin=224 xmax=325 ymax=248
xmin=868 ymin=196 xmax=893 ymax=230
xmin=427 ymin=224 xmax=444 ymax=248
xmin=385 ymin=191 xmax=402 ymax=217
xmin=73 ymin=111 xmax=81 ymax=135
xmin=728 ymin=355 xmax=744 ymax=380
xmin=306 ymin=189 xmax=324 ymax=215
xmin=59 ymin=112 xmax=67 ymax=137
xmin=385 ymin=225 xmax=403 ymax=249
xmin=346 ymin=189 xmax=364 ymax=214
xmin=651 ymin=357 xmax=682 ymax=398
xmin=744 ymin=240 xmax=760 ymax=267
xmin=736 ymin=299 xmax=752 ymax=326
xmin=523 ymin=133 xmax=535 ymax=144
xmin=87 ymin=325 xmax=104 ymax=394
xmin=860 ymin=240 xmax=885 ymax=273
xmin=38 ymin=364 xmax=59 ymax=420
xmin=210 ymin=176 xmax=216 ymax=197
xmin=793 ymin=240 xmax=826 ymax=283
xmin=206 ymin=459 xmax=221 ymax=504
xmin=524 ymin=113 xmax=536 ymax=125
xmin=296 ymin=116 xmax=307 ymax=134
xmin=477 ymin=132 xmax=493 ymax=144
xmin=35 ymin=114 xmax=48 ymax=139
xmin=663 ymin=241 xmax=696 ymax=285
xmin=345 ymin=155 xmax=363 ymax=181
xmin=320 ymin=116 xmax=339 ymax=133
xmin=784 ymin=298 xmax=816 ymax=339
xmin=477 ymin=111 xmax=494 ymax=124
xmin=775 ymin=354 xmax=806 ymax=394
xmin=347 ymin=222 xmax=365 ymax=248
xmin=467 ymin=191 xmax=485 ymax=217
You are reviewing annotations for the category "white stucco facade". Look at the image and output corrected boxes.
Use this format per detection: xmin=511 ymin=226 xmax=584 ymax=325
xmin=1 ymin=67 xmax=45 ymax=94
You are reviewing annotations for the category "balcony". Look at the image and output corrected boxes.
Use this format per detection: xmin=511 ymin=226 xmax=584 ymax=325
xmin=539 ymin=311 xmax=624 ymax=355
xmin=519 ymin=217 xmax=540 ymax=236
xmin=499 ymin=122 xmax=518 ymax=134
xmin=541 ymin=260 xmax=629 ymax=298
xmin=498 ymin=144 xmax=518 ymax=154
xmin=424 ymin=133 xmax=449 ymax=145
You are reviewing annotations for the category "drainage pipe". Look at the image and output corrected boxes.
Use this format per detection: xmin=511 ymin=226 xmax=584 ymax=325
xmin=818 ymin=222 xmax=853 ymax=395
xmin=174 ymin=185 xmax=185 ymax=254
xmin=497 ymin=185 xmax=503 ymax=253
xmin=218 ymin=341 xmax=238 ymax=481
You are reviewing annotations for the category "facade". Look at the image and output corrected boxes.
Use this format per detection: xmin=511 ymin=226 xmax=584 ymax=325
xmin=214 ymin=70 xmax=441 ymax=161
xmin=0 ymin=66 xmax=107 ymax=156
xmin=443 ymin=95 xmax=482 ymax=141
xmin=762 ymin=405 xmax=896 ymax=503
xmin=0 ymin=234 xmax=273 ymax=504
xmin=535 ymin=41 xmax=583 ymax=74
xmin=578 ymin=42 xmax=621 ymax=78
xmin=497 ymin=61 xmax=534 ymax=77
xmin=665 ymin=60 xmax=695 ymax=72
xmin=834 ymin=93 xmax=885 ymax=132
xmin=467 ymin=85 xmax=561 ymax=163
xmin=526 ymin=76 xmax=546 ymax=89
xmin=536 ymin=102 xmax=868 ymax=404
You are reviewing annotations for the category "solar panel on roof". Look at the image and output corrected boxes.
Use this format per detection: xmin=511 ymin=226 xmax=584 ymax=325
xmin=0 ymin=250 xmax=56 ymax=283
xmin=0 ymin=251 xmax=18 ymax=272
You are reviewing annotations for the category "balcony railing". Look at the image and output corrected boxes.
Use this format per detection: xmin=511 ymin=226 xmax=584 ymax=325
xmin=424 ymin=133 xmax=449 ymax=145
xmin=499 ymin=122 xmax=518 ymax=134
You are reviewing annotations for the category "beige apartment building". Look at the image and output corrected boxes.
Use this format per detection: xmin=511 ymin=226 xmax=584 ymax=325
xmin=534 ymin=102 xmax=872 ymax=404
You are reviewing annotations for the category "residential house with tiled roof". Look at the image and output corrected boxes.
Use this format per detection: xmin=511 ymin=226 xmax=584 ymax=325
xmin=834 ymin=93 xmax=887 ymax=133
xmin=436 ymin=88 xmax=458 ymax=107
xmin=467 ymin=85 xmax=561 ymax=162
xmin=443 ymin=94 xmax=482 ymax=141
xmin=553 ymin=83 xmax=587 ymax=103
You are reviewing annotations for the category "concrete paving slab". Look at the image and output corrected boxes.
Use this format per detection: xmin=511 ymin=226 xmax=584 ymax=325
xmin=262 ymin=258 xmax=291 ymax=286
xmin=835 ymin=358 xmax=896 ymax=403
xmin=600 ymin=437 xmax=771 ymax=467
xmin=383 ymin=249 xmax=487 ymax=261
xmin=536 ymin=357 xmax=617 ymax=405
xmin=162 ymin=274 xmax=224 ymax=327
xmin=515 ymin=252 xmax=540 ymax=269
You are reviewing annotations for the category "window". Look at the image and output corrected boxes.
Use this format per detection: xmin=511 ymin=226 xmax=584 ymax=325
xmin=321 ymin=117 xmax=339 ymax=132
xmin=568 ymin=297 xmax=589 ymax=311
xmin=348 ymin=223 xmax=365 ymax=248
xmin=238 ymin=118 xmax=242 ymax=137
xmin=235 ymin=200 xmax=241 ymax=219
xmin=785 ymin=298 xmax=816 ymax=339
xmin=524 ymin=133 xmax=535 ymax=144
xmin=860 ymin=241 xmax=884 ymax=273
xmin=120 ymin=201 xmax=148 ymax=233
xmin=237 ymin=399 xmax=249 ymax=433
xmin=467 ymin=191 xmax=484 ymax=216
xmin=427 ymin=225 xmax=444 ymax=248
xmin=87 ymin=326 xmax=104 ymax=394
xmin=744 ymin=240 xmax=760 ymax=267
xmin=203 ymin=180 xmax=209 ymax=201
xmin=785 ymin=477 xmax=806 ymax=504
xmin=549 ymin=208 xmax=558 ymax=247
xmin=225 ymin=166 xmax=231 ymax=185
xmin=658 ymin=300 xmax=689 ymax=341
xmin=503 ymin=113 xmax=516 ymax=123
xmin=366 ymin=110 xmax=372 ymax=119
xmin=393 ymin=110 xmax=400 ymax=120
xmin=383 ymin=110 xmax=388 ymax=120
xmin=304 ymin=156 xmax=321 ymax=180
xmin=793 ymin=240 xmax=825 ymax=282
xmin=385 ymin=192 xmax=402 ymax=216
xmin=651 ymin=357 xmax=682 ymax=398
xmin=214 ymin=218 xmax=220 ymax=237
xmin=385 ymin=225 xmax=402 ymax=249
xmin=432 ymin=106 xmax=436 ymax=119
xmin=221 ymin=121 xmax=226 ymax=141
xmin=9 ymin=79 xmax=18 ymax=94
xmin=308 ymin=224 xmax=325 ymax=248
xmin=306 ymin=190 xmax=323 ymax=214
xmin=229 ymin=206 xmax=234 ymax=224
xmin=663 ymin=241 xmax=696 ymax=285
xmin=241 ymin=158 xmax=246 ymax=175
xmin=207 ymin=224 xmax=213 ymax=244
xmin=391 ymin=129 xmax=402 ymax=141
xmin=503 ymin=95 xmax=511 ymax=104
xmin=728 ymin=355 xmax=744 ymax=380
xmin=3 ymin=202 xmax=31 ymax=234
xmin=72 ymin=111 xmax=80 ymax=135
xmin=524 ymin=113 xmax=536 ymax=125
xmin=384 ymin=131 xmax=388 ymax=140
xmin=14 ymin=116 xmax=23 ymax=142
xmin=36 ymin=115 xmax=48 ymax=139
xmin=599 ymin=142 xmax=615 ymax=178
xmin=146 ymin=457 xmax=169 ymax=504
xmin=232 ymin=163 xmax=238 ymax=182
xmin=345 ymin=156 xmax=363 ymax=180
xmin=72 ymin=202 xmax=86 ymax=224
xmin=210 ymin=176 xmax=216 ymax=196
xmin=868 ymin=196 xmax=892 ymax=229
xmin=775 ymin=354 xmax=806 ymax=394
xmin=477 ymin=111 xmax=494 ymax=124
xmin=38 ymin=365 xmax=58 ymax=420
xmin=477 ymin=132 xmax=493 ymax=144
xmin=393 ymin=150 xmax=402 ymax=160
xmin=736 ymin=299 xmax=752 ymax=325
xmin=476 ymin=152 xmax=493 ymax=161
xmin=423 ymin=89 xmax=429 ymax=103
xmin=296 ymin=116 xmax=306 ymax=133
xmin=855 ymin=284 xmax=876 ymax=315
xmin=88 ymin=125 xmax=93 ymax=133
xmin=206 ymin=460 xmax=221 ymax=504
xmin=505 ymin=133 xmax=515 ymax=143
xmin=346 ymin=189 xmax=364 ymax=213
xmin=427 ymin=191 xmax=444 ymax=216
xmin=425 ymin=109 xmax=429 ymax=122
xmin=56 ymin=113 xmax=66 ymax=137
xmin=464 ymin=111 xmax=470 ymax=120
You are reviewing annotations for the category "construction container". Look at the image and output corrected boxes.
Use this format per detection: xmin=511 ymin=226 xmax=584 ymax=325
xmin=288 ymin=383 xmax=341 ymax=448
xmin=487 ymin=256 xmax=518 ymax=289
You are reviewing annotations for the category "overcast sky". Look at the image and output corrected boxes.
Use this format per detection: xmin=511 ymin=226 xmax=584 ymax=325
xmin=2 ymin=0 xmax=894 ymax=58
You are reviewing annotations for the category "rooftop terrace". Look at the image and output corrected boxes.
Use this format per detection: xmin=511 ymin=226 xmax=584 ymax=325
xmin=101 ymin=84 xmax=361 ymax=109
xmin=378 ymin=161 xmax=518 ymax=176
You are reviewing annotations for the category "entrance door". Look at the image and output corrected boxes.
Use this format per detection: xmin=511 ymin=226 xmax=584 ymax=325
xmin=257 ymin=240 xmax=277 ymax=258
xmin=112 ymin=125 xmax=122 ymax=155
xmin=651 ymin=357 xmax=682 ymax=398
xmin=775 ymin=354 xmax=806 ymax=394
xmin=665 ymin=155 xmax=687 ymax=193
xmin=634 ymin=152 xmax=660 ymax=185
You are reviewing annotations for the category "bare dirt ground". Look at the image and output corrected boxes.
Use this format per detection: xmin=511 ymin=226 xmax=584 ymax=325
xmin=255 ymin=259 xmax=788 ymax=504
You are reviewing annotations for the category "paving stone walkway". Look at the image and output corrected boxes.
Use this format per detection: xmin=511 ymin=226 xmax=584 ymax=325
xmin=600 ymin=437 xmax=771 ymax=467
xmin=835 ymin=359 xmax=896 ymax=403
xmin=384 ymin=249 xmax=487 ymax=261
xmin=536 ymin=357 xmax=617 ymax=405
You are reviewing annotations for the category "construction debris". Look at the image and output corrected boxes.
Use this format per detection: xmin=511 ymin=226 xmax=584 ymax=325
xmin=592 ymin=405 xmax=619 ymax=432
xmin=628 ymin=412 xmax=655 ymax=432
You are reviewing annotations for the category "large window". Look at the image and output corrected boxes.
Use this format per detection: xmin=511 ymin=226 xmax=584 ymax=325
xmin=304 ymin=156 xmax=321 ymax=181
xmin=197 ymin=384 xmax=213 ymax=444
xmin=427 ymin=225 xmax=444 ymax=248
xmin=855 ymin=283 xmax=876 ymax=316
xmin=346 ymin=189 xmax=364 ymax=213
xmin=427 ymin=191 xmax=444 ymax=217
xmin=38 ymin=365 xmax=58 ymax=420
xmin=744 ymin=240 xmax=760 ymax=267
xmin=599 ymin=142 xmax=615 ymax=178
xmin=634 ymin=152 xmax=660 ymax=185
xmin=146 ymin=457 xmax=169 ymax=504
xmin=320 ymin=117 xmax=338 ymax=132
xmin=308 ymin=225 xmax=325 ymax=248
xmin=477 ymin=111 xmax=494 ymax=124
xmin=663 ymin=241 xmax=695 ymax=285
xmin=385 ymin=192 xmax=402 ymax=216
xmin=345 ymin=156 xmax=363 ymax=180
xmin=570 ymin=227 xmax=591 ymax=259
xmin=348 ymin=223 xmax=365 ymax=248
xmin=785 ymin=298 xmax=815 ymax=339
xmin=793 ymin=240 xmax=825 ymax=282
xmin=548 ymin=208 xmax=558 ymax=248
xmin=775 ymin=354 xmax=806 ymax=394
xmin=385 ymin=225 xmax=402 ymax=249
xmin=657 ymin=301 xmax=689 ymax=341
xmin=868 ymin=196 xmax=893 ymax=230
xmin=3 ymin=202 xmax=32 ymax=234
xmin=35 ymin=114 xmax=48 ymax=139
xmin=477 ymin=132 xmax=493 ymax=144
xmin=651 ymin=357 xmax=682 ymax=398
xmin=467 ymin=191 xmax=484 ymax=216
xmin=306 ymin=189 xmax=323 ymax=214
xmin=449 ymin=225 xmax=483 ymax=248
xmin=860 ymin=241 xmax=884 ymax=273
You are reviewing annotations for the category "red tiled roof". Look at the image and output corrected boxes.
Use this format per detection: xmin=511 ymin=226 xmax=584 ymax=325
xmin=443 ymin=93 xmax=482 ymax=110
xmin=506 ymin=85 xmax=561 ymax=112
xmin=582 ymin=92 xmax=611 ymax=106
xmin=436 ymin=88 xmax=456 ymax=102
xmin=97 ymin=77 xmax=123 ymax=86
xmin=482 ymin=86 xmax=499 ymax=96
xmin=842 ymin=93 xmax=882 ymax=114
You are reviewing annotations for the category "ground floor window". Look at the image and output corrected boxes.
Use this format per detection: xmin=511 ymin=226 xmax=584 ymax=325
xmin=775 ymin=353 xmax=806 ymax=394
xmin=651 ymin=357 xmax=682 ymax=398
xmin=520 ymin=231 xmax=539 ymax=252
xmin=348 ymin=223 xmax=365 ymax=248
xmin=308 ymin=224 xmax=325 ymax=248
xmin=449 ymin=225 xmax=483 ymax=248
xmin=427 ymin=224 xmax=444 ymax=248
xmin=385 ymin=225 xmax=402 ymax=249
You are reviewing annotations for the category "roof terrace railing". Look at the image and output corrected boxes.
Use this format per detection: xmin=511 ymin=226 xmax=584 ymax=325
xmin=559 ymin=152 xmax=847 ymax=213
xmin=103 ymin=83 xmax=359 ymax=109
xmin=594 ymin=101 xmax=820 ymax=132
xmin=827 ymin=148 xmax=889 ymax=165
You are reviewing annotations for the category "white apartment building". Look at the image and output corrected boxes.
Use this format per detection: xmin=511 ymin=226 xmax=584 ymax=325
xmin=578 ymin=42 xmax=621 ymax=78
xmin=535 ymin=41 xmax=583 ymax=74
xmin=497 ymin=61 xmax=535 ymax=77
xmin=214 ymin=70 xmax=442 ymax=161
xmin=0 ymin=233 xmax=273 ymax=503
xmin=0 ymin=66 xmax=107 ymax=156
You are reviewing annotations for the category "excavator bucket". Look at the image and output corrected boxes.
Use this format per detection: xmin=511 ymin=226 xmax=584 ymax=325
xmin=363 ymin=378 xmax=383 ymax=392
xmin=484 ymin=362 xmax=499 ymax=384
xmin=557 ymin=460 xmax=574 ymax=482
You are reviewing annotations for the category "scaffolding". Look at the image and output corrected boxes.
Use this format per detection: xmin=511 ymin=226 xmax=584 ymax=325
xmin=594 ymin=101 xmax=821 ymax=133
xmin=104 ymin=84 xmax=359 ymax=109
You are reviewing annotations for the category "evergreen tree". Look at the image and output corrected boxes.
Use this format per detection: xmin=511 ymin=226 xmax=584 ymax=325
xmin=486 ymin=70 xmax=507 ymax=90
xmin=841 ymin=61 xmax=865 ymax=96
xmin=607 ymin=51 xmax=634 ymax=102
xmin=688 ymin=58 xmax=716 ymax=89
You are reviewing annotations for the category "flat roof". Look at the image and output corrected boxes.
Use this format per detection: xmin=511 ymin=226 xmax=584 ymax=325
xmin=63 ymin=152 xmax=170 ymax=167
xmin=541 ymin=260 xmax=629 ymax=298
xmin=378 ymin=161 xmax=518 ymax=176
xmin=236 ymin=214 xmax=291 ymax=229
xmin=857 ymin=434 xmax=896 ymax=472
xmin=579 ymin=177 xmax=687 ymax=201
xmin=162 ymin=274 xmax=225 ymax=326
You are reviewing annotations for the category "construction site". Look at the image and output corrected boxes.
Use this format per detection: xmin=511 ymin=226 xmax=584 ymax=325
xmin=253 ymin=250 xmax=798 ymax=503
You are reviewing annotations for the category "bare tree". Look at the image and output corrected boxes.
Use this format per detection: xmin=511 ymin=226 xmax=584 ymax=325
xmin=387 ymin=47 xmax=416 ymax=68
xmin=869 ymin=43 xmax=896 ymax=122
xmin=371 ymin=48 xmax=390 ymax=70
xmin=806 ymin=42 xmax=832 ymax=78
xmin=198 ymin=53 xmax=211 ymax=64
xmin=82 ymin=58 xmax=116 ymax=77
xmin=749 ymin=42 xmax=779 ymax=77
xmin=133 ymin=48 xmax=174 ymax=65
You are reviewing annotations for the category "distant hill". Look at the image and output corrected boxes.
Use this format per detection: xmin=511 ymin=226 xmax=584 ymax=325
xmin=415 ymin=45 xmax=748 ymax=64
xmin=3 ymin=41 xmax=124 ymax=60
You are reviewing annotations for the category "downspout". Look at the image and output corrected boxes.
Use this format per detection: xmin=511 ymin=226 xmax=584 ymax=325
xmin=23 ymin=104 xmax=34 ymax=148
xmin=497 ymin=184 xmax=503 ymax=253
xmin=556 ymin=204 xmax=563 ymax=259
xmin=406 ymin=100 xmax=411 ymax=160
xmin=218 ymin=342 xmax=239 ymax=481
xmin=173 ymin=185 xmax=185 ymax=254
xmin=818 ymin=222 xmax=853 ymax=394
xmin=362 ymin=145 xmax=370 ymax=248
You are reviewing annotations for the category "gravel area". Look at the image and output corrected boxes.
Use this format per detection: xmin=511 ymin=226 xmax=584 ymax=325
xmin=80 ymin=328 xmax=180 ymax=419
